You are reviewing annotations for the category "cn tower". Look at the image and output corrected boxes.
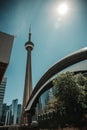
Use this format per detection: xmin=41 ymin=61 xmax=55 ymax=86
xmin=22 ymin=27 xmax=34 ymax=124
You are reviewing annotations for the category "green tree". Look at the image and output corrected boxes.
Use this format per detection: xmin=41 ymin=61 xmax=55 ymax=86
xmin=75 ymin=73 xmax=87 ymax=114
xmin=53 ymin=72 xmax=87 ymax=128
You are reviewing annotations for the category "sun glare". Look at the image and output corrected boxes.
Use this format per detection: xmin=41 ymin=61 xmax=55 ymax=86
xmin=57 ymin=3 xmax=68 ymax=15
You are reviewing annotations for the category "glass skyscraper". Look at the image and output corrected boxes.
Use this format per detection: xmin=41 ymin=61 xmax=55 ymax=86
xmin=12 ymin=99 xmax=18 ymax=125
xmin=1 ymin=103 xmax=9 ymax=125
xmin=5 ymin=99 xmax=21 ymax=125
xmin=0 ymin=78 xmax=7 ymax=122
xmin=17 ymin=104 xmax=22 ymax=124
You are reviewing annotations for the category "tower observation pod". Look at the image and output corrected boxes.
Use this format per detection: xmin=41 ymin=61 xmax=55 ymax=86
xmin=21 ymin=27 xmax=34 ymax=125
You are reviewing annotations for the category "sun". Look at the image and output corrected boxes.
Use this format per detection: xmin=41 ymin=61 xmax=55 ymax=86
xmin=57 ymin=3 xmax=68 ymax=15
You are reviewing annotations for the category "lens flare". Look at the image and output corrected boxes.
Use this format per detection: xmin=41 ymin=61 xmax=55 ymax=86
xmin=57 ymin=3 xmax=68 ymax=15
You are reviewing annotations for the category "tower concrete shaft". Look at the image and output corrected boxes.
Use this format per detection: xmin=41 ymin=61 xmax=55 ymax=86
xmin=23 ymin=49 xmax=33 ymax=110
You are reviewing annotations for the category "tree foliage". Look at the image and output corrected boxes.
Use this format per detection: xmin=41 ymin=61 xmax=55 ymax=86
xmin=53 ymin=72 xmax=87 ymax=127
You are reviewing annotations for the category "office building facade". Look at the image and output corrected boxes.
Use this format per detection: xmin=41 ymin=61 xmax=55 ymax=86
xmin=5 ymin=105 xmax=12 ymax=125
xmin=17 ymin=104 xmax=22 ymax=124
xmin=1 ymin=103 xmax=9 ymax=125
xmin=12 ymin=99 xmax=18 ymax=125
xmin=5 ymin=99 xmax=21 ymax=125
xmin=0 ymin=78 xmax=7 ymax=122
xmin=0 ymin=32 xmax=14 ymax=83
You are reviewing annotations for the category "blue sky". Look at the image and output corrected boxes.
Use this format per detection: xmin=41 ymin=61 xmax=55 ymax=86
xmin=0 ymin=0 xmax=87 ymax=105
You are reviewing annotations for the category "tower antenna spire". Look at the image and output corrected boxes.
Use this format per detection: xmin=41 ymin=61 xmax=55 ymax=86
xmin=29 ymin=25 xmax=31 ymax=41
xmin=29 ymin=24 xmax=31 ymax=33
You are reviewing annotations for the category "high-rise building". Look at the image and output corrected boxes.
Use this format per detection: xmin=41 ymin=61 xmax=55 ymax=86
xmin=5 ymin=99 xmax=21 ymax=125
xmin=21 ymin=28 xmax=34 ymax=124
xmin=5 ymin=105 xmax=12 ymax=125
xmin=0 ymin=78 xmax=7 ymax=122
xmin=0 ymin=32 xmax=14 ymax=83
xmin=1 ymin=103 xmax=9 ymax=125
xmin=17 ymin=104 xmax=22 ymax=124
xmin=12 ymin=99 xmax=18 ymax=125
